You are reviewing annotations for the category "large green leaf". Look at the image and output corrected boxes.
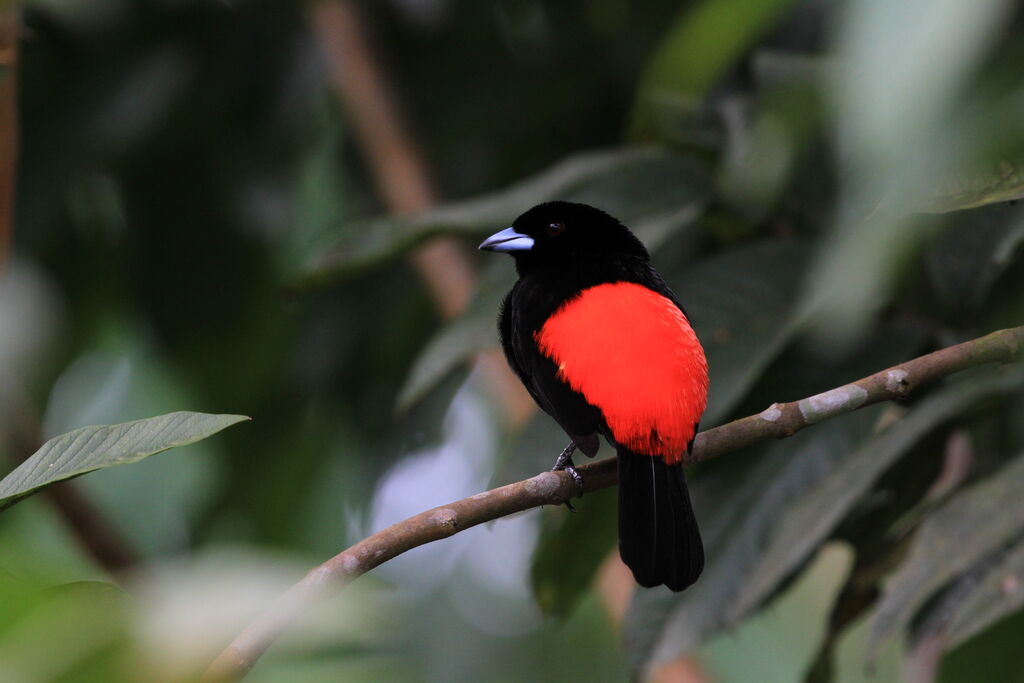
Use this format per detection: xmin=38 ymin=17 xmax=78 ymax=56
xmin=423 ymin=148 xmax=704 ymax=236
xmin=294 ymin=147 xmax=709 ymax=290
xmin=394 ymin=258 xmax=502 ymax=413
xmin=716 ymin=51 xmax=829 ymax=223
xmin=0 ymin=412 xmax=249 ymax=511
xmin=724 ymin=373 xmax=1023 ymax=623
xmin=396 ymin=309 xmax=499 ymax=412
xmin=940 ymin=534 xmax=1024 ymax=649
xmin=676 ymin=239 xmax=809 ymax=425
xmin=625 ymin=364 xmax=1024 ymax=676
xmin=908 ymin=530 xmax=1024 ymax=666
xmin=909 ymin=158 xmax=1024 ymax=214
xmin=531 ymin=486 xmax=618 ymax=619
xmin=801 ymin=0 xmax=1009 ymax=349
xmin=868 ymin=449 xmax=1024 ymax=658
xmin=630 ymin=0 xmax=802 ymax=140
xmin=0 ymin=576 xmax=129 ymax=682
xmin=926 ymin=203 xmax=1024 ymax=314
xmin=936 ymin=607 xmax=1024 ymax=683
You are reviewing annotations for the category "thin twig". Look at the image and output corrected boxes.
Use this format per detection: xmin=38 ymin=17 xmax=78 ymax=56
xmin=41 ymin=482 xmax=139 ymax=572
xmin=204 ymin=326 xmax=1024 ymax=681
xmin=0 ymin=0 xmax=19 ymax=269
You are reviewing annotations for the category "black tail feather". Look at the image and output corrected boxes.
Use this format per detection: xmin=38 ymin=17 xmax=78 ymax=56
xmin=617 ymin=449 xmax=704 ymax=591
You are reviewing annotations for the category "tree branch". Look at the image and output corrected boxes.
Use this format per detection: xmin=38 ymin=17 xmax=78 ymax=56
xmin=206 ymin=326 xmax=1024 ymax=681
xmin=308 ymin=0 xmax=534 ymax=426
xmin=309 ymin=0 xmax=477 ymax=318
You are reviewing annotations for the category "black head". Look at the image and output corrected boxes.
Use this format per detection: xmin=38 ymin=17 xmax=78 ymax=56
xmin=478 ymin=202 xmax=648 ymax=273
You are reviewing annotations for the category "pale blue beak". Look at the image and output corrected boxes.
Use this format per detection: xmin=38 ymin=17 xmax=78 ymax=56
xmin=478 ymin=227 xmax=535 ymax=253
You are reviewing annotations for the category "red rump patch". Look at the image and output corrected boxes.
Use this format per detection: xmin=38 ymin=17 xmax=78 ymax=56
xmin=535 ymin=282 xmax=708 ymax=464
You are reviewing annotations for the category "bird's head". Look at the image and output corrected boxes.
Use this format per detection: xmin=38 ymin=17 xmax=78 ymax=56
xmin=478 ymin=202 xmax=648 ymax=273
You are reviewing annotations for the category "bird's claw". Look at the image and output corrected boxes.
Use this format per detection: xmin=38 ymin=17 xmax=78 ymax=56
xmin=550 ymin=442 xmax=577 ymax=471
xmin=551 ymin=441 xmax=585 ymax=511
xmin=565 ymin=464 xmax=584 ymax=493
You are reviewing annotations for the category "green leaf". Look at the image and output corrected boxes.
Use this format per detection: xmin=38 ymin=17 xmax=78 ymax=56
xmin=937 ymin=607 xmax=1024 ymax=683
xmin=801 ymin=0 xmax=1010 ymax=349
xmin=630 ymin=0 xmax=802 ymax=140
xmin=394 ymin=259 xmax=508 ymax=412
xmin=868 ymin=449 xmax=1024 ymax=658
xmin=625 ymin=364 xmax=1024 ymax=676
xmin=396 ymin=309 xmax=499 ymax=412
xmin=531 ymin=487 xmax=618 ymax=619
xmin=0 ymin=577 xmax=130 ymax=682
xmin=0 ymin=412 xmax=249 ymax=511
xmin=716 ymin=53 xmax=827 ymax=222
xmin=295 ymin=147 xmax=708 ymax=290
xmin=899 ymin=158 xmax=1024 ymax=214
xmin=926 ymin=203 xmax=1024 ymax=314
xmin=676 ymin=239 xmax=809 ymax=425
xmin=639 ymin=0 xmax=801 ymax=98
xmin=725 ymin=371 xmax=1022 ymax=623
xmin=427 ymin=148 xmax=708 ymax=246
xmin=927 ymin=532 xmax=1024 ymax=651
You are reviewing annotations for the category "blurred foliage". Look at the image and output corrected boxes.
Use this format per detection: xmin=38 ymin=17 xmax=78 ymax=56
xmin=2 ymin=0 xmax=1024 ymax=681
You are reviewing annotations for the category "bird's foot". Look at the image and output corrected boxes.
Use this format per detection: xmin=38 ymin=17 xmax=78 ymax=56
xmin=564 ymin=464 xmax=584 ymax=492
xmin=551 ymin=441 xmax=584 ymax=511
xmin=550 ymin=441 xmax=577 ymax=471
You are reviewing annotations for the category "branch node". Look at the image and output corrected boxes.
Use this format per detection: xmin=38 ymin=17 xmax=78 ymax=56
xmin=430 ymin=508 xmax=459 ymax=532
xmin=759 ymin=403 xmax=784 ymax=422
xmin=886 ymin=368 xmax=911 ymax=397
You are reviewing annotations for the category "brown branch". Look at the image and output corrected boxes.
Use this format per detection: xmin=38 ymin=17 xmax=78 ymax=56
xmin=41 ymin=481 xmax=139 ymax=572
xmin=309 ymin=0 xmax=434 ymax=217
xmin=0 ymin=0 xmax=19 ymax=269
xmin=205 ymin=326 xmax=1024 ymax=681
xmin=308 ymin=0 xmax=533 ymax=425
xmin=308 ymin=0 xmax=471 ymax=316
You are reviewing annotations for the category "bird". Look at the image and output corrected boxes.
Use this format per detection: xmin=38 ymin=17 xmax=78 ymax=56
xmin=478 ymin=201 xmax=709 ymax=592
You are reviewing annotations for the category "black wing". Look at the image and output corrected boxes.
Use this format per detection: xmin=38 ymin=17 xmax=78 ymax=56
xmin=499 ymin=279 xmax=603 ymax=456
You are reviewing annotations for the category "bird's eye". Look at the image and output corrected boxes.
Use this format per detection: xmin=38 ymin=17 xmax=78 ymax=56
xmin=546 ymin=221 xmax=565 ymax=237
